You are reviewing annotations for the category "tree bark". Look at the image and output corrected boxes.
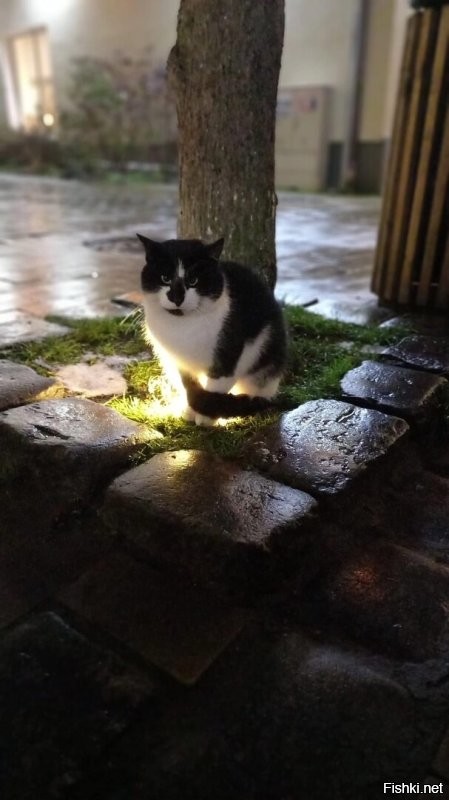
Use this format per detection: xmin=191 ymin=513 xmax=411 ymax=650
xmin=168 ymin=0 xmax=285 ymax=290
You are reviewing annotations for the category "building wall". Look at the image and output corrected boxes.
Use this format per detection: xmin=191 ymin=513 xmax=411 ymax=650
xmin=0 ymin=0 xmax=409 ymax=192
xmin=281 ymin=0 xmax=361 ymax=143
xmin=0 ymin=0 xmax=179 ymax=126
xmin=281 ymin=0 xmax=409 ymax=191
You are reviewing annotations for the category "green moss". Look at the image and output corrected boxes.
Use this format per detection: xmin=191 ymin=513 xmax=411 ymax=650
xmin=0 ymin=306 xmax=412 ymax=462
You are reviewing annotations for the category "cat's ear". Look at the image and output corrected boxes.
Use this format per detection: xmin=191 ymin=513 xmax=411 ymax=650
xmin=206 ymin=237 xmax=224 ymax=261
xmin=136 ymin=234 xmax=163 ymax=260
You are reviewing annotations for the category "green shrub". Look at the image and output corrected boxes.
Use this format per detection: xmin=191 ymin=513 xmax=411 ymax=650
xmin=0 ymin=51 xmax=177 ymax=178
xmin=59 ymin=52 xmax=177 ymax=175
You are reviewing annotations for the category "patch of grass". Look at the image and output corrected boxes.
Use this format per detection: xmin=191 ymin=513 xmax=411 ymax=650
xmin=0 ymin=311 xmax=147 ymax=373
xmin=0 ymin=305 xmax=412 ymax=462
xmin=110 ymin=396 xmax=276 ymax=461
xmin=122 ymin=359 xmax=162 ymax=395
xmin=108 ymin=306 xmax=409 ymax=462
xmin=277 ymin=306 xmax=409 ymax=408
xmin=285 ymin=305 xmax=407 ymax=346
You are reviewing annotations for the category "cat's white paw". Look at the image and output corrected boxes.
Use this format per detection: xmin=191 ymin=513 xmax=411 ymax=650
xmin=194 ymin=413 xmax=216 ymax=427
xmin=182 ymin=405 xmax=196 ymax=423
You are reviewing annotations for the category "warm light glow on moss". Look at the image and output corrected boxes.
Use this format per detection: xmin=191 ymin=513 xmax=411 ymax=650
xmin=145 ymin=350 xmax=245 ymax=425
xmin=144 ymin=388 xmax=187 ymax=418
xmin=144 ymin=344 xmax=187 ymax=418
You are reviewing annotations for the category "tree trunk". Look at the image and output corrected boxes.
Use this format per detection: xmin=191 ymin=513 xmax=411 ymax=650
xmin=167 ymin=0 xmax=285 ymax=290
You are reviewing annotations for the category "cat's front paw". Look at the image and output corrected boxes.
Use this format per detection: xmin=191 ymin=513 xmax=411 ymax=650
xmin=194 ymin=413 xmax=216 ymax=427
xmin=182 ymin=405 xmax=196 ymax=423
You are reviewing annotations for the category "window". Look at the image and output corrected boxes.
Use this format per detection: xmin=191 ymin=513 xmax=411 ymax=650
xmin=7 ymin=28 xmax=56 ymax=131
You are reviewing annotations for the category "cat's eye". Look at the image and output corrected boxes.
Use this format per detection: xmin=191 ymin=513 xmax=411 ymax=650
xmin=186 ymin=276 xmax=198 ymax=287
xmin=161 ymin=275 xmax=171 ymax=285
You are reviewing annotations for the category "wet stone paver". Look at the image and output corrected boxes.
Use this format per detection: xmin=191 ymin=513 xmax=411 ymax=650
xmin=0 ymin=359 xmax=62 ymax=410
xmin=59 ymin=550 xmax=250 ymax=685
xmin=0 ymin=396 xmax=151 ymax=463
xmin=0 ymin=367 xmax=448 ymax=795
xmin=0 ymin=174 xmax=384 ymax=334
xmin=341 ymin=360 xmax=447 ymax=421
xmin=100 ymin=622 xmax=421 ymax=800
xmin=245 ymin=399 xmax=409 ymax=497
xmin=102 ymin=449 xmax=319 ymax=596
xmin=54 ymin=362 xmax=127 ymax=398
xmin=383 ymin=335 xmax=449 ymax=375
xmin=0 ymin=312 xmax=70 ymax=346
xmin=0 ymin=612 xmax=156 ymax=800
xmin=0 ymin=509 xmax=111 ymax=630
xmin=0 ymin=397 xmax=154 ymax=532
xmin=305 ymin=539 xmax=449 ymax=661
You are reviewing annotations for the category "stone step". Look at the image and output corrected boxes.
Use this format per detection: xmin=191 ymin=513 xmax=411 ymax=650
xmin=0 ymin=509 xmax=111 ymax=630
xmin=108 ymin=621 xmax=421 ymax=800
xmin=0 ymin=612 xmax=155 ymax=800
xmin=302 ymin=539 xmax=449 ymax=662
xmin=245 ymin=398 xmax=409 ymax=497
xmin=341 ymin=360 xmax=447 ymax=422
xmin=382 ymin=335 xmax=449 ymax=376
xmin=101 ymin=449 xmax=319 ymax=597
xmin=0 ymin=397 xmax=154 ymax=533
xmin=59 ymin=549 xmax=249 ymax=685
xmin=0 ymin=359 xmax=62 ymax=411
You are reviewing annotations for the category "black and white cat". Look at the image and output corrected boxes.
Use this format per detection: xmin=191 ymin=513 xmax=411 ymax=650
xmin=137 ymin=235 xmax=286 ymax=425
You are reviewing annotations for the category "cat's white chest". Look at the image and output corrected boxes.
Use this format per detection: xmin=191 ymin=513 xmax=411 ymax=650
xmin=143 ymin=290 xmax=230 ymax=374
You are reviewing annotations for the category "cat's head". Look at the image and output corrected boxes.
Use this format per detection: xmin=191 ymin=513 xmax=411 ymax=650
xmin=137 ymin=235 xmax=225 ymax=316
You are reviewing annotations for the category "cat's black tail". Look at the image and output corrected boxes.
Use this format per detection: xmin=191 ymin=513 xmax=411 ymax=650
xmin=182 ymin=374 xmax=275 ymax=419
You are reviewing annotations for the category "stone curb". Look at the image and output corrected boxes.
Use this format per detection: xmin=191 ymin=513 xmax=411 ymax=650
xmin=0 ymin=323 xmax=448 ymax=794
xmin=0 ymin=396 xmax=154 ymax=533
xmin=341 ymin=359 xmax=447 ymax=422
xmin=244 ymin=398 xmax=409 ymax=498
xmin=101 ymin=449 xmax=320 ymax=598
xmin=383 ymin=335 xmax=449 ymax=375
xmin=0 ymin=359 xmax=63 ymax=411
xmin=59 ymin=549 xmax=250 ymax=685
xmin=0 ymin=612 xmax=156 ymax=798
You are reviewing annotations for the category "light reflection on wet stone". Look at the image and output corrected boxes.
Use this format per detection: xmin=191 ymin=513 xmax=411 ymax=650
xmin=341 ymin=360 xmax=447 ymax=420
xmin=383 ymin=335 xmax=449 ymax=375
xmin=245 ymin=399 xmax=409 ymax=496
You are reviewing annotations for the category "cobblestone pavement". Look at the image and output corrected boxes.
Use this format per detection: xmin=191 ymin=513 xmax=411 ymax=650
xmin=0 ymin=173 xmax=383 ymax=345
xmin=2 ymin=173 xmax=449 ymax=798
xmin=1 ymin=329 xmax=449 ymax=798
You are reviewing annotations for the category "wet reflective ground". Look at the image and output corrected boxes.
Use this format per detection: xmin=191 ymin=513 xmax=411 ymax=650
xmin=0 ymin=173 xmax=383 ymax=333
